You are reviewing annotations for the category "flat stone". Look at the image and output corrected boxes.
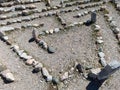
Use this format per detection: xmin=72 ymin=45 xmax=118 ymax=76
xmin=60 ymin=72 xmax=69 ymax=81
xmin=0 ymin=26 xmax=14 ymax=32
xmin=47 ymin=46 xmax=55 ymax=53
xmin=46 ymin=75 xmax=52 ymax=82
xmin=100 ymin=58 xmax=107 ymax=67
xmin=0 ymin=69 xmax=15 ymax=82
xmin=42 ymin=68 xmax=50 ymax=77
xmin=98 ymin=52 xmax=105 ymax=58
xmin=25 ymin=59 xmax=35 ymax=65
xmin=90 ymin=68 xmax=101 ymax=75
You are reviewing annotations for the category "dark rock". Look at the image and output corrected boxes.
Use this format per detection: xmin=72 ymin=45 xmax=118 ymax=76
xmin=76 ymin=64 xmax=84 ymax=73
xmin=47 ymin=46 xmax=55 ymax=53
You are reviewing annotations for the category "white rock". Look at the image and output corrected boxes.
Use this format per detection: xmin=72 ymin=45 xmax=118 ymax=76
xmin=12 ymin=45 xmax=19 ymax=52
xmin=60 ymin=72 xmax=69 ymax=81
xmin=98 ymin=52 xmax=105 ymax=58
xmin=42 ymin=68 xmax=50 ymax=77
xmin=46 ymin=75 xmax=52 ymax=82
xmin=100 ymin=58 xmax=107 ymax=67
xmin=45 ymin=30 xmax=49 ymax=34
xmin=0 ymin=26 xmax=14 ymax=32
xmin=97 ymin=36 xmax=103 ymax=40
xmin=25 ymin=59 xmax=35 ymax=65
xmin=94 ymin=25 xmax=101 ymax=31
xmin=97 ymin=39 xmax=104 ymax=44
xmin=54 ymin=28 xmax=60 ymax=33
xmin=49 ymin=29 xmax=54 ymax=34
xmin=1 ymin=69 xmax=15 ymax=82
xmin=90 ymin=68 xmax=101 ymax=75
xmin=3 ymin=36 xmax=8 ymax=40
xmin=34 ymin=63 xmax=43 ymax=69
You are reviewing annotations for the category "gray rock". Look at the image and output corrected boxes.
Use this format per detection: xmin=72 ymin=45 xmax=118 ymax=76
xmin=100 ymin=58 xmax=107 ymax=67
xmin=60 ymin=72 xmax=69 ymax=81
xmin=42 ymin=68 xmax=50 ymax=77
xmin=47 ymin=46 xmax=55 ymax=53
xmin=0 ymin=69 xmax=15 ymax=82
xmin=52 ymin=77 xmax=59 ymax=85
xmin=0 ymin=26 xmax=14 ymax=32
xmin=98 ymin=52 xmax=105 ymax=58
xmin=46 ymin=75 xmax=52 ymax=82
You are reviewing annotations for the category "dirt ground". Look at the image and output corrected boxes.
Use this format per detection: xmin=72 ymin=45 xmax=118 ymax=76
xmin=0 ymin=0 xmax=120 ymax=90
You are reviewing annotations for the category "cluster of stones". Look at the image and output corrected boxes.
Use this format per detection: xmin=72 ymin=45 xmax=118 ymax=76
xmin=0 ymin=0 xmax=42 ymax=7
xmin=103 ymin=8 xmax=120 ymax=45
xmin=93 ymin=24 xmax=107 ymax=67
xmin=0 ymin=61 xmax=15 ymax=83
xmin=0 ymin=31 xmax=58 ymax=84
xmin=111 ymin=0 xmax=120 ymax=11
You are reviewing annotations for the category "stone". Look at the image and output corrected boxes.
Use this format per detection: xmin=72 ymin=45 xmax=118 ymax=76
xmin=60 ymin=72 xmax=69 ymax=81
xmin=100 ymin=58 xmax=107 ymax=67
xmin=47 ymin=46 xmax=55 ymax=53
xmin=54 ymin=28 xmax=60 ymax=33
xmin=25 ymin=59 xmax=35 ymax=65
xmin=90 ymin=68 xmax=101 ymax=75
xmin=49 ymin=29 xmax=54 ymax=34
xmin=12 ymin=45 xmax=19 ymax=52
xmin=113 ymin=28 xmax=120 ymax=34
xmin=20 ymin=53 xmax=32 ymax=60
xmin=76 ymin=64 xmax=84 ymax=73
xmin=46 ymin=75 xmax=52 ymax=82
xmin=42 ymin=68 xmax=50 ymax=78
xmin=110 ymin=21 xmax=117 ymax=28
xmin=15 ymin=6 xmax=26 ymax=11
xmin=98 ymin=52 xmax=105 ymax=58
xmin=97 ymin=39 xmax=104 ymax=44
xmin=91 ymin=12 xmax=97 ymax=23
xmin=0 ymin=69 xmax=15 ymax=82
xmin=0 ymin=26 xmax=14 ymax=32
xmin=116 ymin=33 xmax=120 ymax=41
xmin=0 ymin=15 xmax=7 ymax=20
xmin=94 ymin=25 xmax=101 ymax=31
xmin=52 ymin=77 xmax=59 ymax=85
xmin=97 ymin=60 xmax=120 ymax=80
xmin=3 ymin=36 xmax=9 ymax=41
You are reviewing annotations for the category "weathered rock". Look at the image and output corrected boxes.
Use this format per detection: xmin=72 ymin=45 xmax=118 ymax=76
xmin=97 ymin=39 xmax=104 ymax=44
xmin=76 ymin=64 xmax=84 ymax=73
xmin=113 ymin=28 xmax=120 ymax=34
xmin=116 ymin=33 xmax=120 ymax=41
xmin=100 ymin=58 xmax=107 ymax=67
xmin=46 ymin=75 xmax=52 ymax=82
xmin=49 ymin=29 xmax=54 ymax=34
xmin=47 ymin=46 xmax=55 ymax=53
xmin=25 ymin=59 xmax=35 ymax=65
xmin=0 ymin=26 xmax=14 ymax=32
xmin=0 ymin=69 xmax=15 ymax=82
xmin=52 ymin=77 xmax=59 ymax=85
xmin=98 ymin=52 xmax=105 ymax=58
xmin=94 ymin=25 xmax=101 ymax=31
xmin=60 ymin=72 xmax=68 ymax=81
xmin=42 ymin=67 xmax=50 ymax=77
xmin=90 ymin=68 xmax=101 ymax=75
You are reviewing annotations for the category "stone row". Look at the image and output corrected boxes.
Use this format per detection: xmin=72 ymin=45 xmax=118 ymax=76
xmin=0 ymin=4 xmax=36 ymax=14
xmin=0 ymin=60 xmax=15 ymax=83
xmin=0 ymin=0 xmax=41 ymax=7
xmin=0 ymin=31 xmax=59 ymax=84
xmin=111 ymin=0 xmax=120 ymax=11
xmin=0 ymin=2 xmax=104 ymax=28
xmin=92 ymin=24 xmax=107 ymax=67
xmin=103 ymin=8 xmax=120 ymax=45
xmin=0 ymin=1 xmax=104 ymax=22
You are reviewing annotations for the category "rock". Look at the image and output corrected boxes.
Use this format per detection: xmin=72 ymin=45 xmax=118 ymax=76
xmin=49 ymin=29 xmax=54 ymax=34
xmin=54 ymin=28 xmax=60 ymax=33
xmin=0 ymin=69 xmax=15 ymax=82
xmin=113 ymin=28 xmax=120 ymax=34
xmin=20 ymin=53 xmax=32 ymax=60
xmin=116 ymin=33 xmax=120 ymax=41
xmin=97 ymin=39 xmax=104 ymax=44
xmin=45 ymin=30 xmax=49 ymax=34
xmin=98 ymin=52 xmax=105 ymax=58
xmin=94 ymin=25 xmax=101 ymax=31
xmin=88 ymin=73 xmax=97 ymax=80
xmin=42 ymin=68 xmax=50 ymax=78
xmin=25 ymin=59 xmax=35 ymax=65
xmin=33 ymin=62 xmax=43 ymax=72
xmin=100 ymin=58 xmax=107 ymax=67
xmin=60 ymin=72 xmax=68 ymax=81
xmin=90 ymin=68 xmax=101 ymax=75
xmin=110 ymin=21 xmax=117 ymax=28
xmin=12 ymin=45 xmax=19 ymax=52
xmin=47 ymin=46 xmax=55 ymax=53
xmin=0 ymin=15 xmax=7 ymax=20
xmin=0 ymin=26 xmax=14 ymax=32
xmin=3 ymin=36 xmax=9 ymax=41
xmin=52 ymin=77 xmax=59 ymax=85
xmin=15 ymin=6 xmax=26 ymax=11
xmin=76 ymin=64 xmax=84 ymax=73
xmin=46 ymin=75 xmax=52 ymax=82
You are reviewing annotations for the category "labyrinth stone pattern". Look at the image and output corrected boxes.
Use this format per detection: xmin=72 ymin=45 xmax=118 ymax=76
xmin=0 ymin=0 xmax=120 ymax=90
